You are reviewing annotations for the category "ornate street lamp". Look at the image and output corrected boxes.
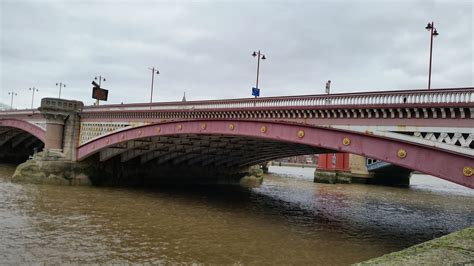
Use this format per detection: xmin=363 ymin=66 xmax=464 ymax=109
xmin=8 ymin=91 xmax=17 ymax=110
xmin=94 ymin=75 xmax=106 ymax=105
xmin=425 ymin=21 xmax=439 ymax=90
xmin=29 ymin=87 xmax=38 ymax=109
xmin=56 ymin=82 xmax=66 ymax=98
xmin=252 ymin=50 xmax=266 ymax=97
xmin=149 ymin=67 xmax=160 ymax=103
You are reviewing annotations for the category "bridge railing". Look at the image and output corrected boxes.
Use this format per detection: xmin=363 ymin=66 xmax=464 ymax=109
xmin=81 ymin=87 xmax=474 ymax=112
xmin=1 ymin=87 xmax=473 ymax=114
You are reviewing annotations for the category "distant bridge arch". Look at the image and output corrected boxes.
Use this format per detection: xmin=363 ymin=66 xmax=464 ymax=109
xmin=77 ymin=120 xmax=473 ymax=188
xmin=0 ymin=119 xmax=46 ymax=161
xmin=0 ymin=119 xmax=46 ymax=143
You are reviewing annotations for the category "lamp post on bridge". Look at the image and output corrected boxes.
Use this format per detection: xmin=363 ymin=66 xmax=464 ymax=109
xmin=29 ymin=87 xmax=38 ymax=109
xmin=8 ymin=91 xmax=17 ymax=110
xmin=425 ymin=21 xmax=439 ymax=90
xmin=56 ymin=82 xmax=66 ymax=98
xmin=149 ymin=67 xmax=160 ymax=103
xmin=252 ymin=50 xmax=266 ymax=98
xmin=325 ymin=80 xmax=331 ymax=94
xmin=94 ymin=76 xmax=106 ymax=105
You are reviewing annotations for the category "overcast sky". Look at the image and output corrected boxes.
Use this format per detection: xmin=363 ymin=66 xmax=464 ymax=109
xmin=1 ymin=0 xmax=472 ymax=108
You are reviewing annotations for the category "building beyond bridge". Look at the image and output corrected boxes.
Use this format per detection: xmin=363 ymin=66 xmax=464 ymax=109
xmin=0 ymin=87 xmax=473 ymax=188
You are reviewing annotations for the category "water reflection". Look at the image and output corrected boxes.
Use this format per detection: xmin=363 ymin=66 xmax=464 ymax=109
xmin=0 ymin=164 xmax=472 ymax=265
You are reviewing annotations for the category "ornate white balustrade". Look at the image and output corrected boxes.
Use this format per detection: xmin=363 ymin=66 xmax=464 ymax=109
xmin=83 ymin=87 xmax=474 ymax=112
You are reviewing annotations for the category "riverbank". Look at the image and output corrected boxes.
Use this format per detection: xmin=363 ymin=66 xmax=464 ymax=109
xmin=270 ymin=161 xmax=316 ymax=168
xmin=356 ymin=226 xmax=474 ymax=265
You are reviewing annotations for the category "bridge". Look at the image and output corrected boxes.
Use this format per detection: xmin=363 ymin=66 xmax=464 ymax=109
xmin=0 ymin=87 xmax=473 ymax=188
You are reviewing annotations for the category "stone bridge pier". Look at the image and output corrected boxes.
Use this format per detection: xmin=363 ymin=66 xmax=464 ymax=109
xmin=11 ymin=98 xmax=94 ymax=185
xmin=38 ymin=98 xmax=83 ymax=159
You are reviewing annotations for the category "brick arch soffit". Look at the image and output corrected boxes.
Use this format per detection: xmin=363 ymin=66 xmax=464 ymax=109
xmin=77 ymin=119 xmax=473 ymax=188
xmin=0 ymin=119 xmax=46 ymax=143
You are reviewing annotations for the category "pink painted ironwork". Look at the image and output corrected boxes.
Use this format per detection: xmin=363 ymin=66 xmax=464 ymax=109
xmin=0 ymin=119 xmax=46 ymax=143
xmin=77 ymin=120 xmax=474 ymax=189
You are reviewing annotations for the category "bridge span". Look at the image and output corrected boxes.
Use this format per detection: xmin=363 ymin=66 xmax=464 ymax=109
xmin=1 ymin=87 xmax=473 ymax=188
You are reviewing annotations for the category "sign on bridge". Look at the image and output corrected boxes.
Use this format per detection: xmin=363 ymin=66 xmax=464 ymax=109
xmin=252 ymin=87 xmax=260 ymax=97
xmin=92 ymin=81 xmax=109 ymax=101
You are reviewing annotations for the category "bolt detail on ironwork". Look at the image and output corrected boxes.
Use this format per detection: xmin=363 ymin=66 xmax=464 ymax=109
xmin=260 ymin=126 xmax=267 ymax=133
xmin=297 ymin=130 xmax=305 ymax=138
xmin=463 ymin=166 xmax=473 ymax=177
xmin=342 ymin=137 xmax=351 ymax=146
xmin=201 ymin=123 xmax=206 ymax=130
xmin=397 ymin=149 xmax=407 ymax=159
xmin=229 ymin=124 xmax=235 ymax=130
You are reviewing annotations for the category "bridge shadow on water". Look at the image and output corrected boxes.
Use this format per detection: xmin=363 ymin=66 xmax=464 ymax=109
xmin=98 ymin=174 xmax=473 ymax=249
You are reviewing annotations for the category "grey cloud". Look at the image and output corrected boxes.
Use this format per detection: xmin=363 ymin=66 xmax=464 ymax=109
xmin=1 ymin=0 xmax=472 ymax=109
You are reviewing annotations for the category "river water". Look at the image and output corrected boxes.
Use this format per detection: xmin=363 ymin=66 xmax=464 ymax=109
xmin=0 ymin=164 xmax=472 ymax=265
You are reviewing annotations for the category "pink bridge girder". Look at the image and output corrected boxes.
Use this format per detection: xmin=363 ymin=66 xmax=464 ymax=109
xmin=77 ymin=120 xmax=474 ymax=189
xmin=0 ymin=119 xmax=46 ymax=143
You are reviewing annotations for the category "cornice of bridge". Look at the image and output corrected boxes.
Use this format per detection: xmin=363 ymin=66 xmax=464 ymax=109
xmin=80 ymin=87 xmax=474 ymax=114
xmin=80 ymin=102 xmax=474 ymax=114
xmin=0 ymin=110 xmax=44 ymax=123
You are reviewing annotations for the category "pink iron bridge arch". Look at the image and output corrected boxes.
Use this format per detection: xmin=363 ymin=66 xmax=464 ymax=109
xmin=77 ymin=120 xmax=474 ymax=188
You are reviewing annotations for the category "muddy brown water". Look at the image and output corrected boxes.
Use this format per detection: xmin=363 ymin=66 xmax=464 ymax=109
xmin=0 ymin=164 xmax=472 ymax=264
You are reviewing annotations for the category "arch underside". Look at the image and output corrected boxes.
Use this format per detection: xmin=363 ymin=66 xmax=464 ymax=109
xmin=0 ymin=127 xmax=44 ymax=162
xmin=0 ymin=119 xmax=46 ymax=142
xmin=96 ymin=134 xmax=331 ymax=168
xmin=78 ymin=120 xmax=474 ymax=188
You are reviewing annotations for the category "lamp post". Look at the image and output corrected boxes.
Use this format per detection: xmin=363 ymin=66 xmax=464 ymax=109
xmin=8 ymin=91 xmax=17 ymax=110
xmin=94 ymin=76 xmax=106 ymax=105
xmin=252 ymin=50 xmax=266 ymax=98
xmin=425 ymin=21 xmax=439 ymax=90
xmin=325 ymin=80 xmax=331 ymax=94
xmin=29 ymin=87 xmax=38 ymax=109
xmin=149 ymin=67 xmax=159 ymax=103
xmin=56 ymin=82 xmax=66 ymax=98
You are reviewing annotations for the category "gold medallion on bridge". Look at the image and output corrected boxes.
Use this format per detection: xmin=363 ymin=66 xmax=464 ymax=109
xmin=156 ymin=127 xmax=161 ymax=133
xmin=120 ymin=134 xmax=125 ymax=140
xmin=297 ymin=130 xmax=305 ymax=138
xmin=463 ymin=166 xmax=473 ymax=177
xmin=177 ymin=125 xmax=183 ymax=131
xmin=137 ymin=130 xmax=142 ymax=136
xmin=105 ymin=139 xmax=110 ymax=144
xmin=397 ymin=149 xmax=407 ymax=159
xmin=342 ymin=137 xmax=351 ymax=146
xmin=229 ymin=124 xmax=235 ymax=131
xmin=260 ymin=126 xmax=267 ymax=133
xmin=201 ymin=123 xmax=206 ymax=130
